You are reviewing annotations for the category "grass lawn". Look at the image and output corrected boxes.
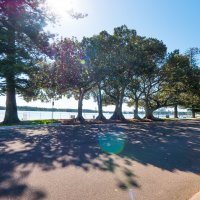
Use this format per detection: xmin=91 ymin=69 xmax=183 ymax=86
xmin=0 ymin=119 xmax=60 ymax=126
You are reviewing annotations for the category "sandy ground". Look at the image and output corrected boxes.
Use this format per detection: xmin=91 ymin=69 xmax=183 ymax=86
xmin=0 ymin=120 xmax=200 ymax=200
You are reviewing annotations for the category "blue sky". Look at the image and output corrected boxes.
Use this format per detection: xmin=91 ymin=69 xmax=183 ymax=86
xmin=0 ymin=0 xmax=199 ymax=111
xmin=50 ymin=0 xmax=200 ymax=52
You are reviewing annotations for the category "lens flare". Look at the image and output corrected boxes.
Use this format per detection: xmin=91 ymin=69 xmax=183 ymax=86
xmin=80 ymin=59 xmax=86 ymax=65
xmin=98 ymin=131 xmax=125 ymax=154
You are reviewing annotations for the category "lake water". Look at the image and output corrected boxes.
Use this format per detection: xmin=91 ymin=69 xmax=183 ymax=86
xmin=0 ymin=110 xmax=192 ymax=122
xmin=0 ymin=110 xmax=135 ymax=121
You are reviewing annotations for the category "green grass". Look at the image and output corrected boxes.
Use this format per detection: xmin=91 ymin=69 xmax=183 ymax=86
xmin=30 ymin=119 xmax=60 ymax=125
xmin=0 ymin=119 xmax=60 ymax=126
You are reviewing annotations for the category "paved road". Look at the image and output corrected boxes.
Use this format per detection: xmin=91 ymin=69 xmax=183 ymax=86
xmin=0 ymin=120 xmax=200 ymax=200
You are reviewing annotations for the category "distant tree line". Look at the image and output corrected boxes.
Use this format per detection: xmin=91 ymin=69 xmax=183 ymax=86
xmin=0 ymin=0 xmax=199 ymax=124
xmin=0 ymin=106 xmax=98 ymax=113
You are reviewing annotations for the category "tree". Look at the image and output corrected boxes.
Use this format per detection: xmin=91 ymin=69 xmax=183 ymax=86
xmin=0 ymin=0 xmax=54 ymax=124
xmin=81 ymin=34 xmax=108 ymax=120
xmin=183 ymin=47 xmax=200 ymax=117
xmin=73 ymin=38 xmax=97 ymax=121
xmin=137 ymin=38 xmax=167 ymax=119
xmin=52 ymin=38 xmax=96 ymax=121
xmin=101 ymin=25 xmax=137 ymax=120
xmin=162 ymin=50 xmax=192 ymax=118
xmin=126 ymin=36 xmax=149 ymax=119
xmin=26 ymin=62 xmax=62 ymax=103
xmin=180 ymin=92 xmax=200 ymax=118
xmin=126 ymin=77 xmax=143 ymax=119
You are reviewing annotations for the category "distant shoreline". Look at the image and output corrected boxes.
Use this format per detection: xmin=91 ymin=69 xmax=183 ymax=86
xmin=0 ymin=106 xmax=99 ymax=113
xmin=0 ymin=106 xmax=192 ymax=116
xmin=0 ymin=106 xmax=129 ymax=114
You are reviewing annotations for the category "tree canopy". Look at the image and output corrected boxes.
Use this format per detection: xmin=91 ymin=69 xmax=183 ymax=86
xmin=0 ymin=1 xmax=199 ymax=124
xmin=0 ymin=0 xmax=54 ymax=123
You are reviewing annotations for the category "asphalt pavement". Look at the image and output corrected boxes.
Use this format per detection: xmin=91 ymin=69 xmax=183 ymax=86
xmin=0 ymin=120 xmax=200 ymax=200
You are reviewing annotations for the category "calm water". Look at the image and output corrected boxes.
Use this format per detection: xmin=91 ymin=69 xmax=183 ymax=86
xmin=0 ymin=110 xmax=192 ymax=122
xmin=0 ymin=110 xmax=135 ymax=121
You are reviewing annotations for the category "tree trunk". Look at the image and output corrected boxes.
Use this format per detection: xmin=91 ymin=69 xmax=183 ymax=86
xmin=192 ymin=109 xmax=196 ymax=118
xmin=174 ymin=104 xmax=178 ymax=118
xmin=110 ymin=102 xmax=125 ymax=120
xmin=143 ymin=100 xmax=155 ymax=120
xmin=144 ymin=108 xmax=155 ymax=120
xmin=96 ymin=85 xmax=106 ymax=120
xmin=76 ymin=89 xmax=85 ymax=121
xmin=3 ymin=12 xmax=19 ymax=124
xmin=3 ymin=76 xmax=20 ymax=124
xmin=110 ymin=91 xmax=125 ymax=120
xmin=133 ymin=98 xmax=140 ymax=119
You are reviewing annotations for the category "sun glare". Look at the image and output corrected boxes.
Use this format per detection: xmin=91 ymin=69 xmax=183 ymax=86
xmin=47 ymin=0 xmax=81 ymax=17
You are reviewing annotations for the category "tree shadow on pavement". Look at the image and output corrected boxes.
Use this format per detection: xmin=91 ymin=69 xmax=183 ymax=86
xmin=0 ymin=120 xmax=199 ymax=199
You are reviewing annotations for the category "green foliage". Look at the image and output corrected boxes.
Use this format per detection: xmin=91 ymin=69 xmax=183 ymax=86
xmin=162 ymin=49 xmax=200 ymax=112
xmin=99 ymin=26 xmax=138 ymax=106
xmin=30 ymin=119 xmax=59 ymax=125
xmin=0 ymin=119 xmax=59 ymax=126
xmin=31 ymin=25 xmax=199 ymax=120
xmin=0 ymin=0 xmax=54 ymax=88
xmin=1 ymin=6 xmax=199 ymax=122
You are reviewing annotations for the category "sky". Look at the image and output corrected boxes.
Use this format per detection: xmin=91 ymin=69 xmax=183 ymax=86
xmin=0 ymin=0 xmax=200 ymax=111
